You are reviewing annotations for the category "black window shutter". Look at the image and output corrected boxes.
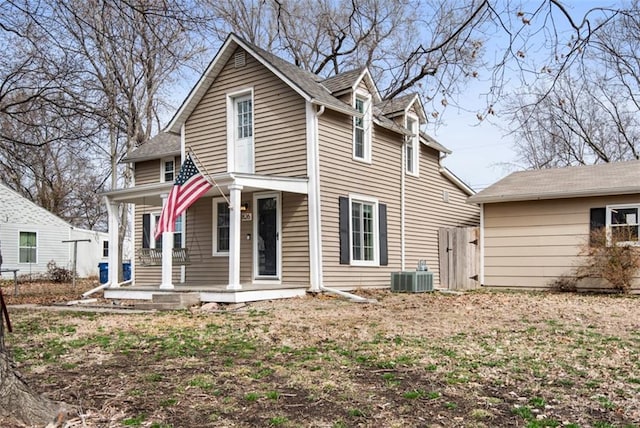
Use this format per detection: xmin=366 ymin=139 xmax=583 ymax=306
xmin=142 ymin=214 xmax=150 ymax=249
xmin=590 ymin=207 xmax=606 ymax=246
xmin=379 ymin=203 xmax=388 ymax=266
xmin=339 ymin=197 xmax=350 ymax=264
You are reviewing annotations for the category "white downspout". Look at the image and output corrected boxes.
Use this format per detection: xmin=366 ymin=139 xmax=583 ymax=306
xmin=306 ymin=102 xmax=325 ymax=292
xmin=401 ymin=136 xmax=406 ymax=271
xmin=479 ymin=203 xmax=485 ymax=285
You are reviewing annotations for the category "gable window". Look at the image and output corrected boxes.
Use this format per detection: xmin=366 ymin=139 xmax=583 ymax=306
xmin=19 ymin=231 xmax=37 ymax=263
xmin=143 ymin=213 xmax=182 ymax=249
xmin=353 ymin=93 xmax=372 ymax=162
xmin=212 ymin=199 xmax=230 ymax=255
xmin=338 ymin=195 xmax=388 ymax=266
xmin=227 ymin=89 xmax=255 ymax=173
xmin=162 ymin=157 xmax=175 ymax=182
xmin=590 ymin=205 xmax=640 ymax=246
xmin=406 ymin=116 xmax=419 ymax=176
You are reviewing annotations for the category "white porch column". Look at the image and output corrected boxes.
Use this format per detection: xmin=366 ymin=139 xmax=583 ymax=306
xmin=159 ymin=193 xmax=175 ymax=290
xmin=105 ymin=198 xmax=120 ymax=288
xmin=227 ymin=184 xmax=243 ymax=290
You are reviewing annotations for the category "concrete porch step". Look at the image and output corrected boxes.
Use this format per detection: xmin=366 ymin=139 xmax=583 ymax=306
xmin=134 ymin=292 xmax=201 ymax=311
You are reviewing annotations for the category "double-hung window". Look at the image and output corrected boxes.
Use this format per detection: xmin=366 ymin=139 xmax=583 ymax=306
xmin=213 ymin=199 xmax=230 ymax=255
xmin=142 ymin=213 xmax=182 ymax=249
xmin=351 ymin=199 xmax=377 ymax=263
xmin=19 ymin=231 xmax=37 ymax=263
xmin=607 ymin=205 xmax=640 ymax=245
xmin=353 ymin=93 xmax=371 ymax=162
xmin=338 ymin=195 xmax=388 ymax=267
xmin=406 ymin=116 xmax=419 ymax=176
xmin=590 ymin=205 xmax=640 ymax=246
xmin=162 ymin=157 xmax=175 ymax=182
xmin=227 ymin=89 xmax=255 ymax=173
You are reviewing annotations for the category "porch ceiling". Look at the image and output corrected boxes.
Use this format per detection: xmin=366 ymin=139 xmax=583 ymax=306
xmin=103 ymin=173 xmax=308 ymax=205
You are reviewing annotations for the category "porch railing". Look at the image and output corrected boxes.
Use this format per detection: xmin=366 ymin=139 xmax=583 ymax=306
xmin=136 ymin=248 xmax=190 ymax=266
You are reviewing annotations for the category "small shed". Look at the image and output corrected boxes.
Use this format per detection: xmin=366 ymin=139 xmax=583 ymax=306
xmin=468 ymin=161 xmax=640 ymax=292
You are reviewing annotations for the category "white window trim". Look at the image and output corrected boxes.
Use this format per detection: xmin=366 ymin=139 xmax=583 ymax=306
xmin=226 ymin=87 xmax=255 ymax=173
xmin=349 ymin=194 xmax=379 ymax=266
xmin=352 ymin=90 xmax=372 ymax=164
xmin=18 ymin=230 xmax=38 ymax=264
xmin=212 ymin=197 xmax=230 ymax=256
xmin=102 ymin=240 xmax=109 ymax=258
xmin=149 ymin=212 xmax=161 ymax=249
xmin=160 ymin=157 xmax=175 ymax=183
xmin=606 ymin=204 xmax=640 ymax=246
xmin=405 ymin=114 xmax=419 ymax=177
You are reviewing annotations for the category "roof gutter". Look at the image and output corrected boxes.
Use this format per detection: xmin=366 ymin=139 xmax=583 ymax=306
xmin=468 ymin=187 xmax=640 ymax=204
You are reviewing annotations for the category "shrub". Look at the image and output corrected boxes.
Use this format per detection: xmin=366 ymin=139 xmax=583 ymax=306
xmin=47 ymin=261 xmax=72 ymax=283
xmin=573 ymin=228 xmax=640 ymax=293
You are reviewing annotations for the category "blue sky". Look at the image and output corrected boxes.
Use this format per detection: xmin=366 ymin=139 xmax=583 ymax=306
xmin=432 ymin=0 xmax=622 ymax=191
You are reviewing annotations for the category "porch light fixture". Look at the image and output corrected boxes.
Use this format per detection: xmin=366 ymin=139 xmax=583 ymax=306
xmin=241 ymin=202 xmax=249 ymax=211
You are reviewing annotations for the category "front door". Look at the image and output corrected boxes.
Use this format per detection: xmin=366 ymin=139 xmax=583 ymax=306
xmin=254 ymin=193 xmax=280 ymax=280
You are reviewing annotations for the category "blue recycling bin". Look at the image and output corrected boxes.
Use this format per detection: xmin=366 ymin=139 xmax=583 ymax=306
xmin=99 ymin=262 xmax=131 ymax=283
xmin=98 ymin=262 xmax=108 ymax=284
xmin=123 ymin=262 xmax=131 ymax=281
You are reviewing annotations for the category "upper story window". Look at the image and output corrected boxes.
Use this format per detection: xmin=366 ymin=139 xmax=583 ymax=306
xmin=212 ymin=199 xmax=230 ymax=255
xmin=227 ymin=89 xmax=255 ymax=173
xmin=162 ymin=157 xmax=175 ymax=182
xmin=353 ymin=92 xmax=372 ymax=163
xmin=19 ymin=231 xmax=37 ymax=263
xmin=406 ymin=115 xmax=419 ymax=176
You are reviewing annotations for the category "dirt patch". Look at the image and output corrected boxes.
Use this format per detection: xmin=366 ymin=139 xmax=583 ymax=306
xmin=2 ymin=286 xmax=640 ymax=427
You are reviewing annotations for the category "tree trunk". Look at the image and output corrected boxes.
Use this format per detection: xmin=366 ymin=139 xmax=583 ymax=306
xmin=0 ymin=316 xmax=64 ymax=426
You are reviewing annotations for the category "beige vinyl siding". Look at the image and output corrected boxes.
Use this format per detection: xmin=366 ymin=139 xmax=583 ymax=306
xmin=318 ymin=109 xmax=402 ymax=288
xmin=183 ymin=195 xmax=253 ymax=285
xmin=404 ymin=146 xmax=480 ymax=286
xmin=134 ymin=160 xmax=161 ymax=185
xmin=185 ymin=47 xmax=307 ymax=177
xmin=483 ymin=194 xmax=640 ymax=290
xmin=281 ymin=193 xmax=310 ymax=284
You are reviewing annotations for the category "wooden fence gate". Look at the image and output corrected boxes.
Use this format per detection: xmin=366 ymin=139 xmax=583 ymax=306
xmin=438 ymin=227 xmax=480 ymax=290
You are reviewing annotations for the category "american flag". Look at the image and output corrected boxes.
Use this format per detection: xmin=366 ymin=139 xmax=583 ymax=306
xmin=154 ymin=154 xmax=212 ymax=240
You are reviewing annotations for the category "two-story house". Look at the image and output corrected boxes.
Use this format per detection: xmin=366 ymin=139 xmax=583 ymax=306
xmin=102 ymin=33 xmax=479 ymax=303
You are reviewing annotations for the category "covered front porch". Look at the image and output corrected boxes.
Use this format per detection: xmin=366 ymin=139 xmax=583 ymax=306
xmin=103 ymin=172 xmax=316 ymax=302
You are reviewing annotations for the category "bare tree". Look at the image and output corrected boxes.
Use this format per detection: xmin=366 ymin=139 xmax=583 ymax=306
xmin=508 ymin=1 xmax=640 ymax=169
xmin=0 ymin=1 xmax=207 ymax=424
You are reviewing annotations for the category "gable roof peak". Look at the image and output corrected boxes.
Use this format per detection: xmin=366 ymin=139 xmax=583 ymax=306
xmin=166 ymin=33 xmax=360 ymax=134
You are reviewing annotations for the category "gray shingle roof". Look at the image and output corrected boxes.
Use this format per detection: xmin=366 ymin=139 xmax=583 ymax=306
xmin=166 ymin=33 xmax=449 ymax=153
xmin=235 ymin=39 xmax=360 ymax=117
xmin=321 ymin=68 xmax=366 ymax=93
xmin=122 ymin=133 xmax=180 ymax=163
xmin=377 ymin=93 xmax=418 ymax=116
xmin=468 ymin=160 xmax=640 ymax=204
xmin=420 ymin=131 xmax=451 ymax=154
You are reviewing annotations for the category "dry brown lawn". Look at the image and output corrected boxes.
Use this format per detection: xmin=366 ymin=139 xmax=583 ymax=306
xmin=1 ymin=281 xmax=639 ymax=427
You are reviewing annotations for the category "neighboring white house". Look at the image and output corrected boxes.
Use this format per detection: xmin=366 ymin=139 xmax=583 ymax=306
xmin=0 ymin=182 xmax=110 ymax=277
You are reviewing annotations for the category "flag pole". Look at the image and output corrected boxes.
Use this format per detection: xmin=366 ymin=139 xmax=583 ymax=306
xmin=187 ymin=146 xmax=231 ymax=207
